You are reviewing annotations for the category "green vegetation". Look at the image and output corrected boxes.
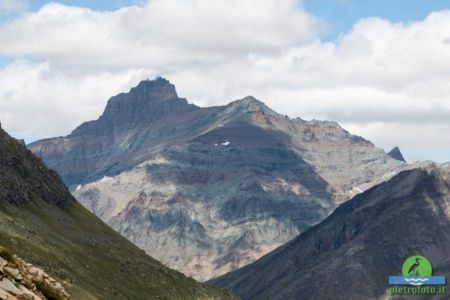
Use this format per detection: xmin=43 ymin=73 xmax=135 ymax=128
xmin=0 ymin=195 xmax=236 ymax=300
xmin=35 ymin=279 xmax=66 ymax=300
xmin=0 ymin=126 xmax=236 ymax=299
xmin=0 ymin=246 xmax=14 ymax=262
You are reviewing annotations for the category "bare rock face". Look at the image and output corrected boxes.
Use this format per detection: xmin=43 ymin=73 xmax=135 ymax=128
xmin=29 ymin=78 xmax=404 ymax=280
xmin=212 ymin=166 xmax=450 ymax=300
xmin=388 ymin=146 xmax=407 ymax=162
xmin=0 ymin=246 xmax=71 ymax=300
xmin=71 ymin=77 xmax=198 ymax=137
xmin=29 ymin=77 xmax=200 ymax=186
xmin=0 ymin=124 xmax=236 ymax=299
xmin=0 ymin=124 xmax=74 ymax=208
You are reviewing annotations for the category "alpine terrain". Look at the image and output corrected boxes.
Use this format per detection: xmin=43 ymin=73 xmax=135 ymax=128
xmin=29 ymin=77 xmax=408 ymax=280
xmin=0 ymin=123 xmax=236 ymax=299
xmin=212 ymin=165 xmax=450 ymax=299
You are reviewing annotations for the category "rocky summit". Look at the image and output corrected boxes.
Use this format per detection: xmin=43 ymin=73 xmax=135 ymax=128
xmin=0 ymin=123 xmax=236 ymax=299
xmin=388 ymin=146 xmax=407 ymax=162
xmin=212 ymin=166 xmax=450 ymax=300
xmin=29 ymin=78 xmax=407 ymax=280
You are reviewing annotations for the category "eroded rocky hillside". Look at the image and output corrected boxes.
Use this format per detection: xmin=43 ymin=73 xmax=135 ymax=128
xmin=0 ymin=123 xmax=236 ymax=299
xmin=0 ymin=245 xmax=71 ymax=300
xmin=29 ymin=78 xmax=407 ymax=280
xmin=212 ymin=166 xmax=450 ymax=300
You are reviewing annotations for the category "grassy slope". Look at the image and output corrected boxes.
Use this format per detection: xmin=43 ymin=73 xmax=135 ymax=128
xmin=0 ymin=194 xmax=236 ymax=300
xmin=0 ymin=125 xmax=236 ymax=299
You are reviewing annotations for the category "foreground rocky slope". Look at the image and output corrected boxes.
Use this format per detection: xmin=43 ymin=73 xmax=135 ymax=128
xmin=29 ymin=78 xmax=404 ymax=280
xmin=0 ymin=245 xmax=71 ymax=300
xmin=0 ymin=124 xmax=236 ymax=299
xmin=212 ymin=166 xmax=450 ymax=299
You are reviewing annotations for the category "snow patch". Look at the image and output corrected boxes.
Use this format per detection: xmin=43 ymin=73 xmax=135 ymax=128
xmin=100 ymin=176 xmax=113 ymax=182
xmin=349 ymin=186 xmax=363 ymax=195
xmin=75 ymin=185 xmax=82 ymax=192
xmin=141 ymin=156 xmax=171 ymax=166
xmin=382 ymin=171 xmax=397 ymax=179
xmin=221 ymin=141 xmax=230 ymax=146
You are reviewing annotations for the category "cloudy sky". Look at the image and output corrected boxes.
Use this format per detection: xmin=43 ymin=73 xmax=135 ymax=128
xmin=1 ymin=0 xmax=450 ymax=162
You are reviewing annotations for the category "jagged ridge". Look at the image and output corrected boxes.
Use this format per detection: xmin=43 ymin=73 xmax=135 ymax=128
xmin=0 ymin=123 xmax=73 ymax=208
xmin=0 ymin=125 xmax=236 ymax=299
xmin=388 ymin=146 xmax=407 ymax=162
xmin=212 ymin=166 xmax=450 ymax=300
xmin=28 ymin=78 xmax=404 ymax=280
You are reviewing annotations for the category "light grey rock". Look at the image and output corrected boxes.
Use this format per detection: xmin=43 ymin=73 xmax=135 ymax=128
xmin=27 ymin=267 xmax=39 ymax=277
xmin=30 ymin=78 xmax=405 ymax=280
xmin=3 ymin=267 xmax=21 ymax=281
xmin=212 ymin=167 xmax=450 ymax=300
xmin=0 ymin=278 xmax=23 ymax=296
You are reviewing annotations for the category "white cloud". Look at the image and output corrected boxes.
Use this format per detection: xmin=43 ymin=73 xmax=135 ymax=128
xmin=0 ymin=1 xmax=449 ymax=162
xmin=0 ymin=0 xmax=322 ymax=69
xmin=0 ymin=61 xmax=153 ymax=138
xmin=0 ymin=0 xmax=27 ymax=15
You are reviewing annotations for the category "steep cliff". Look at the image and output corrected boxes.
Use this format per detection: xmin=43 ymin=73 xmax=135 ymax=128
xmin=29 ymin=78 xmax=404 ymax=280
xmin=212 ymin=166 xmax=450 ymax=300
xmin=0 ymin=123 xmax=236 ymax=299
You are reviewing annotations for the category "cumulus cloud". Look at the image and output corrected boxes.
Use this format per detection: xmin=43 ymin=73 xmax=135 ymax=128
xmin=0 ymin=61 xmax=153 ymax=138
xmin=0 ymin=1 xmax=449 ymax=162
xmin=0 ymin=0 xmax=322 ymax=69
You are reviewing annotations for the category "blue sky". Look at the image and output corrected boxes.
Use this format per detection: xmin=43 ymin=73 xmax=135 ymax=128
xmin=304 ymin=0 xmax=450 ymax=40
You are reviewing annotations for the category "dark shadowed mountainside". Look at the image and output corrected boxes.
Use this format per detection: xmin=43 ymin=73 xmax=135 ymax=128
xmin=388 ymin=146 xmax=407 ymax=162
xmin=29 ymin=77 xmax=405 ymax=280
xmin=0 ymin=123 xmax=236 ymax=300
xmin=212 ymin=166 xmax=450 ymax=300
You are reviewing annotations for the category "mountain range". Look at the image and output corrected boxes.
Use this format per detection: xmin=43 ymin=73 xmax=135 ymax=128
xmin=29 ymin=77 xmax=412 ymax=280
xmin=0 ymin=122 xmax=235 ymax=299
xmin=212 ymin=165 xmax=450 ymax=300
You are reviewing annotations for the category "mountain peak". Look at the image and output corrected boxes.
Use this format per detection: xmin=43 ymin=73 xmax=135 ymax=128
xmin=233 ymin=95 xmax=264 ymax=106
xmin=70 ymin=77 xmax=198 ymax=136
xmin=225 ymin=96 xmax=277 ymax=116
xmin=388 ymin=146 xmax=406 ymax=162
xmin=130 ymin=77 xmax=178 ymax=100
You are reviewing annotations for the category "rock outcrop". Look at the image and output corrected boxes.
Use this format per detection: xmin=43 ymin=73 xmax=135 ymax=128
xmin=29 ymin=78 xmax=406 ymax=280
xmin=212 ymin=166 xmax=450 ymax=300
xmin=30 ymin=77 xmax=201 ymax=187
xmin=0 ymin=122 xmax=74 ymax=208
xmin=0 ymin=124 xmax=236 ymax=299
xmin=388 ymin=146 xmax=407 ymax=162
xmin=0 ymin=246 xmax=70 ymax=300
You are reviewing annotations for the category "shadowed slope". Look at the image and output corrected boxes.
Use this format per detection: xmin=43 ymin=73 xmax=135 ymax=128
xmin=28 ymin=78 xmax=403 ymax=280
xmin=212 ymin=167 xmax=450 ymax=300
xmin=0 ymin=124 xmax=236 ymax=300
